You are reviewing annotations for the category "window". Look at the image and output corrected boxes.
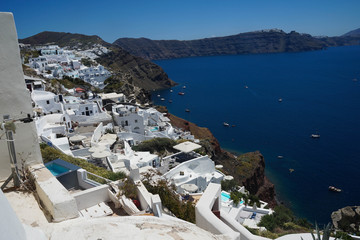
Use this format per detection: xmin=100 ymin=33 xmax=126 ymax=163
xmin=46 ymin=100 xmax=50 ymax=104
xmin=85 ymin=107 xmax=88 ymax=110
xmin=82 ymin=112 xmax=85 ymax=115
xmin=135 ymin=119 xmax=138 ymax=123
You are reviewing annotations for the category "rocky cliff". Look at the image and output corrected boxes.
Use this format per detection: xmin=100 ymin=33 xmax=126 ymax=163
xmin=159 ymin=107 xmax=277 ymax=207
xmin=97 ymin=46 xmax=176 ymax=91
xmin=113 ymin=29 xmax=360 ymax=60
xmin=332 ymin=206 xmax=360 ymax=235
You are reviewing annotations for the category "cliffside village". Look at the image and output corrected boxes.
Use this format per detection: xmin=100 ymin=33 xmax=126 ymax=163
xmin=21 ymin=43 xmax=111 ymax=88
xmin=24 ymin=42 xmax=273 ymax=227
xmin=0 ymin=12 xmax=316 ymax=240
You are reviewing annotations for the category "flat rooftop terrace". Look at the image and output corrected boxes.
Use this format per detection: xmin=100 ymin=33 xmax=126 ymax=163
xmin=4 ymin=190 xmax=226 ymax=240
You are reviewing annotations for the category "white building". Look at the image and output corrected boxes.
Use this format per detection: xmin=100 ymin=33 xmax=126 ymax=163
xmin=24 ymin=75 xmax=46 ymax=92
xmin=31 ymin=90 xmax=64 ymax=114
xmin=40 ymin=45 xmax=63 ymax=55
xmin=99 ymin=92 xmax=126 ymax=106
xmin=64 ymin=96 xmax=111 ymax=123
xmin=108 ymin=141 xmax=160 ymax=175
xmin=34 ymin=113 xmax=73 ymax=156
xmin=28 ymin=56 xmax=48 ymax=72
xmin=78 ymin=65 xmax=111 ymax=88
xmin=113 ymin=104 xmax=145 ymax=135
xmin=163 ymin=154 xmax=224 ymax=193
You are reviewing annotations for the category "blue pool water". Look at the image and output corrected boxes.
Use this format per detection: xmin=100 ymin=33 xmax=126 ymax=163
xmin=151 ymin=126 xmax=159 ymax=132
xmin=221 ymin=192 xmax=231 ymax=202
xmin=46 ymin=163 xmax=70 ymax=176
xmin=152 ymin=46 xmax=360 ymax=224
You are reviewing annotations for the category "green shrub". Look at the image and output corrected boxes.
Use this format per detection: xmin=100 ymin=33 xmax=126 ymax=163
xmin=103 ymin=76 xmax=124 ymax=93
xmin=283 ymin=222 xmax=304 ymax=231
xmin=259 ymin=205 xmax=310 ymax=233
xmin=143 ymin=180 xmax=195 ymax=223
xmin=259 ymin=214 xmax=277 ymax=231
xmin=221 ymin=179 xmax=237 ymax=191
xmin=260 ymin=230 xmax=279 ymax=239
xmin=40 ymin=143 xmax=126 ymax=182
xmin=230 ymin=191 xmax=242 ymax=205
xmin=334 ymin=231 xmax=352 ymax=240
xmin=132 ymin=138 xmax=176 ymax=154
xmin=119 ymin=179 xmax=138 ymax=199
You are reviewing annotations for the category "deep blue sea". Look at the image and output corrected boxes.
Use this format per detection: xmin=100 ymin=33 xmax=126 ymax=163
xmin=152 ymin=46 xmax=360 ymax=224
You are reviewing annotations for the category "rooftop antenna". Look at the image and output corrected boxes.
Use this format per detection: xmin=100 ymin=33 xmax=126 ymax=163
xmin=1 ymin=114 xmax=21 ymax=190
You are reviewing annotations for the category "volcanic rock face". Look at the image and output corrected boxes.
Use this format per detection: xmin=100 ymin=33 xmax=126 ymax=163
xmin=164 ymin=109 xmax=277 ymax=207
xmin=331 ymin=206 xmax=360 ymax=234
xmin=113 ymin=29 xmax=360 ymax=61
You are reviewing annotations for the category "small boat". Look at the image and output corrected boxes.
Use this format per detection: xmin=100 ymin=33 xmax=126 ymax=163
xmin=244 ymin=85 xmax=248 ymax=89
xmin=223 ymin=122 xmax=230 ymax=127
xmin=185 ymin=109 xmax=190 ymax=112
xmin=183 ymin=86 xmax=186 ymax=89
xmin=329 ymin=186 xmax=342 ymax=192
xmin=231 ymin=125 xmax=236 ymax=127
xmin=311 ymin=134 xmax=320 ymax=138
xmin=178 ymin=92 xmax=185 ymax=95
xmin=289 ymin=168 xmax=294 ymax=173
xmin=170 ymin=89 xmax=173 ymax=92
xmin=278 ymin=98 xmax=283 ymax=102
xmin=277 ymin=155 xmax=284 ymax=159
xmin=169 ymin=100 xmax=173 ymax=103
xmin=160 ymin=98 xmax=165 ymax=101
xmin=157 ymin=94 xmax=161 ymax=97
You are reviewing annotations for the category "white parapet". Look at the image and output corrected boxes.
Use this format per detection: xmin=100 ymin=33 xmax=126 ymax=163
xmin=72 ymin=184 xmax=110 ymax=210
xmin=29 ymin=164 xmax=79 ymax=222
xmin=195 ymin=183 xmax=240 ymax=240
xmin=151 ymin=194 xmax=162 ymax=217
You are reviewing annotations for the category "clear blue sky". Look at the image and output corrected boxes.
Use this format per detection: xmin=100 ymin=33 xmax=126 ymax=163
xmin=2 ymin=0 xmax=360 ymax=43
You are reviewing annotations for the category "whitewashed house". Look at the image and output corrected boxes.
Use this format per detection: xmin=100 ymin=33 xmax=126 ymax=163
xmin=31 ymin=90 xmax=64 ymax=114
xmin=35 ymin=113 xmax=73 ymax=156
xmin=108 ymin=141 xmax=160 ymax=174
xmin=163 ymin=154 xmax=224 ymax=193
xmin=40 ymin=45 xmax=63 ymax=55
xmin=24 ymin=75 xmax=46 ymax=92
xmin=64 ymin=96 xmax=111 ymax=123
xmin=78 ymin=65 xmax=111 ymax=87
xmin=71 ymin=60 xmax=81 ymax=70
xmin=28 ymin=56 xmax=48 ymax=72
xmin=112 ymin=104 xmax=145 ymax=135
xmin=99 ymin=92 xmax=126 ymax=105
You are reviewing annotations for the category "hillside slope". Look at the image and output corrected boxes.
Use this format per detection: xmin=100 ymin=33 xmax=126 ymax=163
xmin=342 ymin=28 xmax=360 ymax=37
xmin=20 ymin=31 xmax=107 ymax=48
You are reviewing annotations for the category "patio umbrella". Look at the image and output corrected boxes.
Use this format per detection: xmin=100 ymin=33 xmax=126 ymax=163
xmin=224 ymin=175 xmax=234 ymax=181
xmin=173 ymin=141 xmax=201 ymax=153
xmin=181 ymin=183 xmax=198 ymax=193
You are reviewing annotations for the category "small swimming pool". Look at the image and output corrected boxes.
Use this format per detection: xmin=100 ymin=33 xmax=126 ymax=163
xmin=221 ymin=191 xmax=231 ymax=202
xmin=151 ymin=126 xmax=159 ymax=132
xmin=150 ymin=126 xmax=159 ymax=132
xmin=221 ymin=191 xmax=245 ymax=205
xmin=46 ymin=163 xmax=70 ymax=176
